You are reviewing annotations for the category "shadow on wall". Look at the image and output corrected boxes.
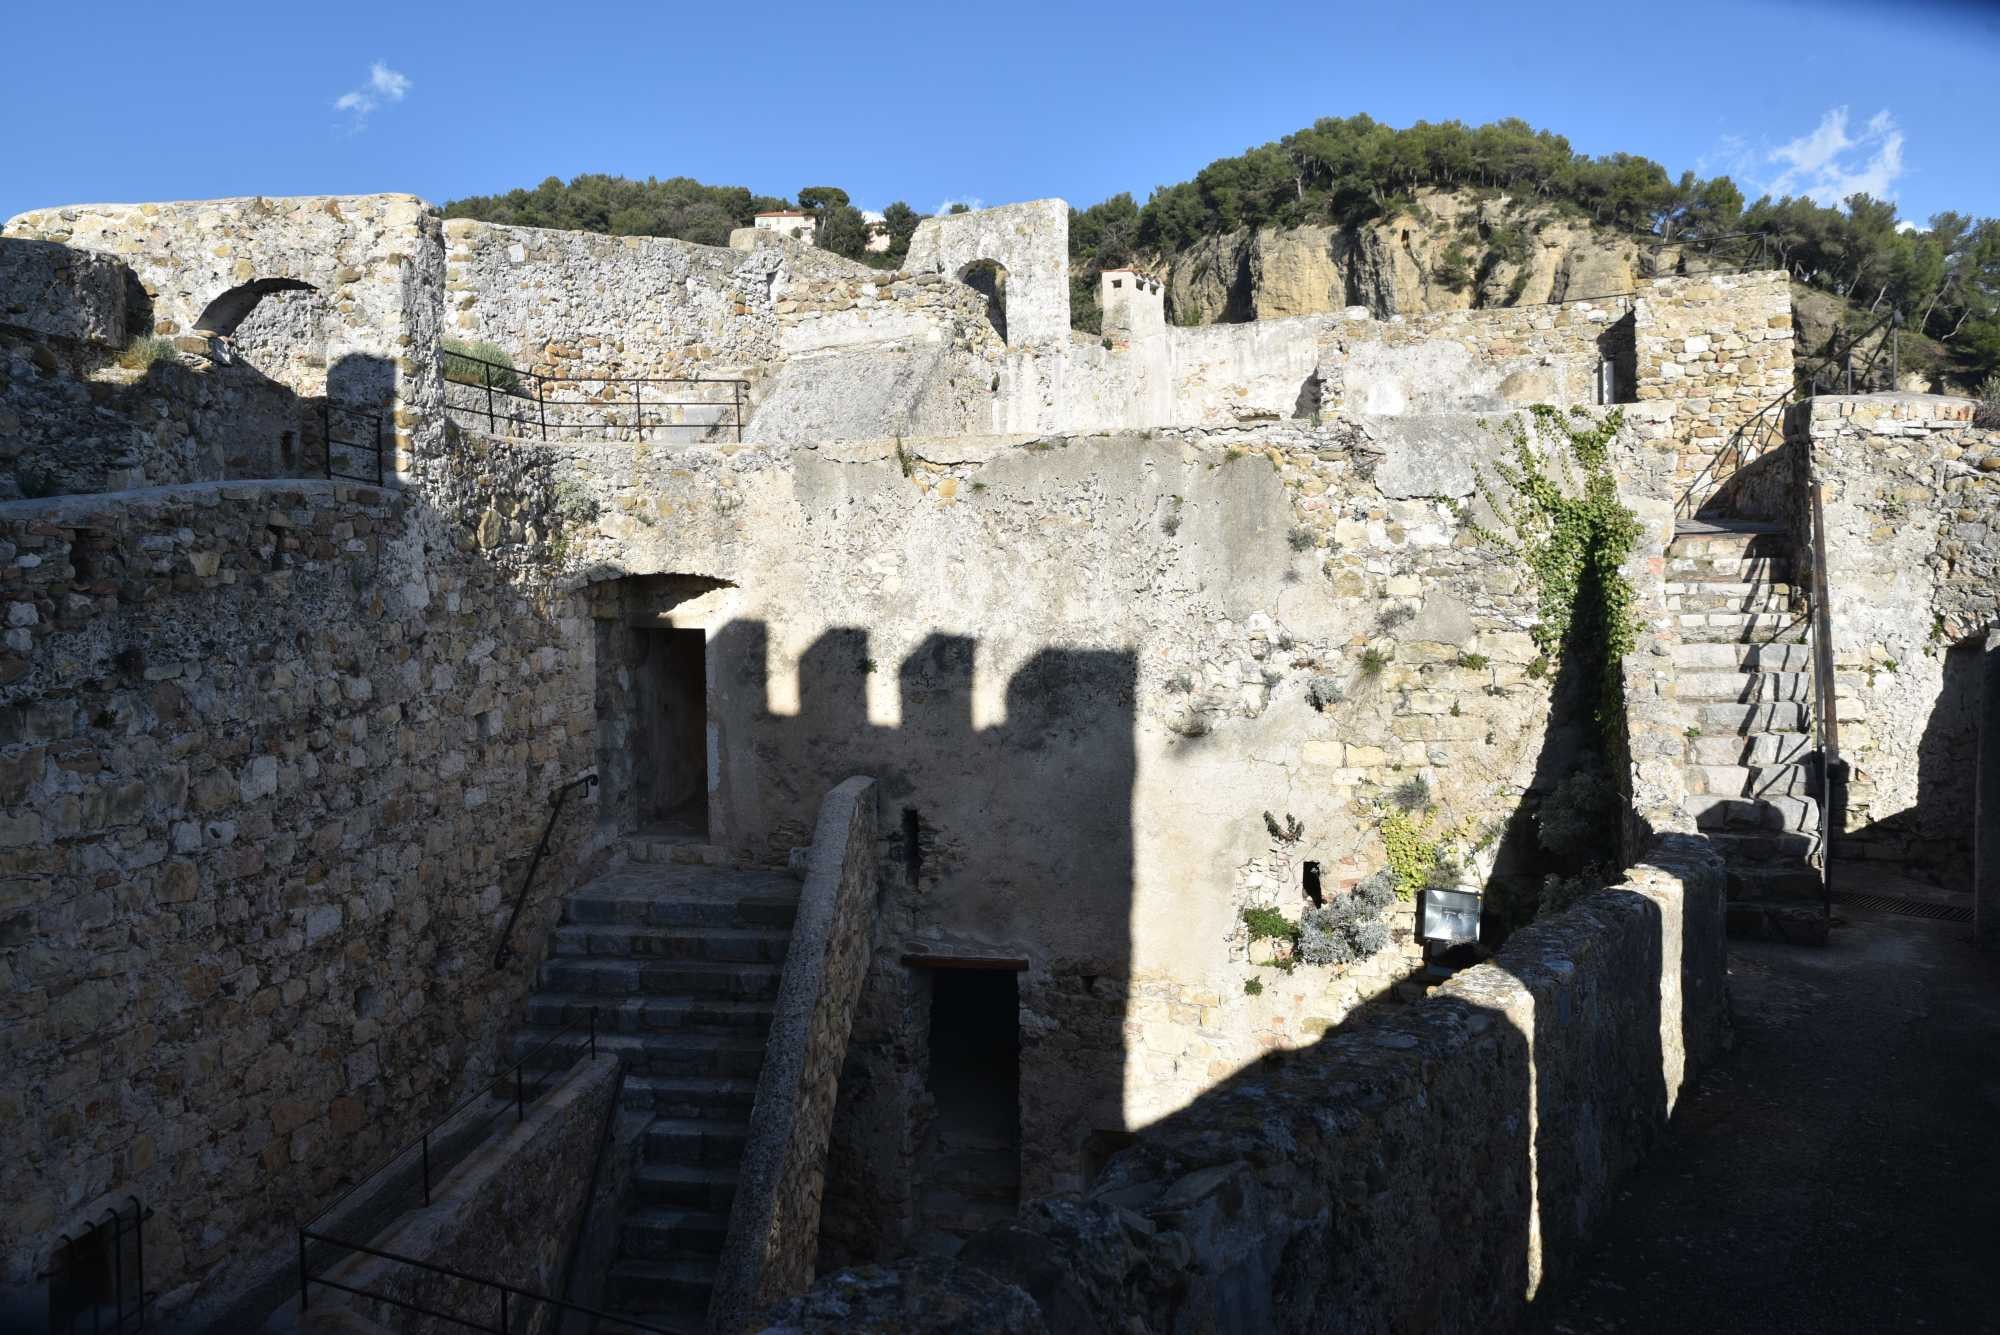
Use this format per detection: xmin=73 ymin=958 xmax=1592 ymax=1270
xmin=582 ymin=601 xmax=1143 ymax=1259
xmin=1842 ymin=632 xmax=2000 ymax=884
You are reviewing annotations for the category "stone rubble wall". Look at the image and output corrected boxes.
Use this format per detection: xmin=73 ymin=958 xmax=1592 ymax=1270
xmin=290 ymin=1052 xmax=621 ymax=1335
xmin=711 ymin=776 xmax=881 ymax=1333
xmin=0 ymin=479 xmax=599 ymax=1322
xmin=1791 ymin=393 xmax=2000 ymax=871
xmin=759 ymin=834 xmax=1728 ymax=1335
xmin=1 ymin=328 xmax=343 ymax=501
xmin=1630 ymin=270 xmax=1795 ymax=513
xmin=0 ymin=237 xmax=126 ymax=345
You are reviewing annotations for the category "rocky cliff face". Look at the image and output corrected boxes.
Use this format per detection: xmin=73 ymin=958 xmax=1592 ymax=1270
xmin=1165 ymin=188 xmax=1642 ymax=324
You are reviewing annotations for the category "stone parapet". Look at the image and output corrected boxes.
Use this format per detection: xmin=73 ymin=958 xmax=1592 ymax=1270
xmin=758 ymin=834 xmax=1728 ymax=1334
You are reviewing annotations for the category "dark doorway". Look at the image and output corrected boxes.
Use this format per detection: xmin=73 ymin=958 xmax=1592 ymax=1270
xmin=633 ymin=628 xmax=708 ymax=836
xmin=917 ymin=967 xmax=1021 ymax=1242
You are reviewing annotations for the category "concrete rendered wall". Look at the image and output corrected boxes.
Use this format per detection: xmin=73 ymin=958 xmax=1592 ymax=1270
xmin=758 ymin=835 xmax=1729 ymax=1335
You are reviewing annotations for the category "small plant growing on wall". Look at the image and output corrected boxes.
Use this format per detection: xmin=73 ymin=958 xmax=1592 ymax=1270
xmin=1243 ymin=976 xmax=1264 ymax=996
xmin=1297 ymin=870 xmax=1397 ymax=965
xmin=1472 ymin=405 xmax=1640 ymax=743
xmin=442 ymin=337 xmax=521 ymax=393
xmin=1359 ymin=646 xmax=1390 ymax=676
xmin=1263 ymin=811 xmax=1306 ymax=844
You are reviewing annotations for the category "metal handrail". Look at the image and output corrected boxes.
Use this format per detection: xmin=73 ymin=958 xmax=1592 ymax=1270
xmin=442 ymin=350 xmax=747 ymax=442
xmin=1805 ymin=460 xmax=1843 ymax=912
xmin=322 ymin=401 xmax=386 ymax=486
xmin=1675 ymin=305 xmax=1904 ymax=518
xmin=493 ymin=772 xmax=596 ymax=970
xmin=297 ymin=1012 xmax=652 ymax=1331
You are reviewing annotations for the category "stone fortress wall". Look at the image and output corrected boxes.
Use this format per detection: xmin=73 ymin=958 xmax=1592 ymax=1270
xmin=1788 ymin=393 xmax=2000 ymax=873
xmin=0 ymin=187 xmax=1847 ymax=1327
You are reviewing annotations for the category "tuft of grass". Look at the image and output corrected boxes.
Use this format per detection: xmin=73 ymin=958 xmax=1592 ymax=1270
xmin=1241 ymin=905 xmax=1293 ymax=942
xmin=1456 ymin=651 xmax=1490 ymax=670
xmin=442 ymin=338 xmax=521 ymax=393
xmin=1359 ymin=646 xmax=1390 ymax=676
xmin=1288 ymin=526 xmax=1316 ymax=551
xmin=1243 ymin=977 xmax=1264 ymax=996
xmin=116 ymin=335 xmax=177 ymax=371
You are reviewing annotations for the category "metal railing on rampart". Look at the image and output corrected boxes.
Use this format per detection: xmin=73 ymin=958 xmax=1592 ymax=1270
xmin=441 ymin=351 xmax=747 ymax=444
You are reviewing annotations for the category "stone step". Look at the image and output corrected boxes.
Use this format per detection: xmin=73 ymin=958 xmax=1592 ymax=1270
xmin=524 ymin=992 xmax=778 ymax=1035
xmin=619 ymin=1206 xmax=729 ymax=1261
xmin=1686 ymin=763 xmax=1814 ymax=798
xmin=1666 ymin=583 xmax=1795 ymax=614
xmin=619 ymin=1074 xmax=760 ymax=1121
xmin=535 ymin=957 xmax=784 ymax=1001
xmin=1694 ymin=701 xmax=1808 ymax=734
xmin=1665 ymin=555 xmax=1793 ymax=584
xmin=1702 ymin=829 xmax=1822 ymax=865
xmin=1678 ymin=613 xmax=1807 ymax=643
xmin=1689 ymin=732 xmax=1815 ymax=767
xmin=1666 ymin=526 xmax=1787 ymax=560
xmin=551 ymin=923 xmax=791 ymax=964
xmin=604 ymin=1257 xmax=717 ymax=1322
xmin=1727 ymin=865 xmax=1824 ymax=903
xmin=1678 ymin=670 xmax=1809 ymax=704
xmin=1672 ymin=641 xmax=1812 ymax=672
xmin=1692 ymin=793 xmax=1818 ymax=832
xmin=1725 ymin=901 xmax=1830 ymax=945
xmin=622 ymin=836 xmax=736 ymax=867
xmin=510 ymin=1029 xmax=769 ymax=1079
xmin=563 ymin=888 xmax=796 ymax=932
xmin=644 ymin=1117 xmax=750 ymax=1166
xmin=635 ymin=1162 xmax=740 ymax=1213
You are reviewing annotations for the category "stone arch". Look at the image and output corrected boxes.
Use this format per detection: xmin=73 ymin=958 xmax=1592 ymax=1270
xmin=902 ymin=200 xmax=1071 ymax=347
xmin=957 ymin=259 xmax=1009 ymax=344
xmin=193 ymin=277 xmax=317 ymax=339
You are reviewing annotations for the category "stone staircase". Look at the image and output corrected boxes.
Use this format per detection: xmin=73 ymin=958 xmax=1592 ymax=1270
xmin=1668 ymin=521 xmax=1830 ymax=944
xmin=511 ymin=839 xmax=802 ymax=1332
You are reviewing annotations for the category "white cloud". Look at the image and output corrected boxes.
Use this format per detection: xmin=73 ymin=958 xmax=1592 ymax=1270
xmin=934 ymin=196 xmax=985 ymax=215
xmin=333 ymin=61 xmax=411 ymax=130
xmin=1765 ymin=107 xmax=1904 ymax=206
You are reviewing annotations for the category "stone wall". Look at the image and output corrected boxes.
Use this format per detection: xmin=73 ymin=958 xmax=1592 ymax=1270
xmin=905 ymin=201 xmax=1072 ymax=348
xmin=1320 ymin=293 xmax=1634 ymax=415
xmin=0 ymin=237 xmax=126 ymax=346
xmin=2 ymin=326 xmax=341 ymax=500
xmin=711 ymin=776 xmax=880 ymax=1333
xmin=1630 ymin=269 xmax=1795 ymax=514
xmin=296 ymin=1052 xmax=620 ymax=1335
xmin=1791 ymin=393 xmax=2000 ymax=872
xmin=4 ymin=196 xmax=443 ymax=482
xmin=447 ymin=403 xmax=1682 ymax=1258
xmin=0 ymin=479 xmax=599 ymax=1323
xmin=759 ymin=834 xmax=1728 ymax=1335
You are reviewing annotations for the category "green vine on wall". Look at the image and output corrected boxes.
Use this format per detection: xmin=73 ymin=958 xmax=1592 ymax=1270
xmin=1472 ymin=405 xmax=1641 ymax=729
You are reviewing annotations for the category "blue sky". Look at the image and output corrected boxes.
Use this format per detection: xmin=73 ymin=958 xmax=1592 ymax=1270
xmin=6 ymin=0 xmax=1998 ymax=227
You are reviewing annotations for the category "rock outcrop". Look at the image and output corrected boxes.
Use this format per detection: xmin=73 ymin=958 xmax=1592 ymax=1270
xmin=1164 ymin=188 xmax=1641 ymax=324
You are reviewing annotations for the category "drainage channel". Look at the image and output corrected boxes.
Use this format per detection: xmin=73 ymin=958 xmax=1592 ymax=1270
xmin=1832 ymin=891 xmax=1973 ymax=923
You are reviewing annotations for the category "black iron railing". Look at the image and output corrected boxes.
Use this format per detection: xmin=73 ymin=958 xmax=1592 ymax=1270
xmin=322 ymin=401 xmax=387 ymax=486
xmin=295 ymin=1012 xmax=675 ymax=1333
xmin=442 ymin=351 xmax=747 ymax=443
xmin=493 ymin=772 xmax=597 ymax=970
xmin=43 ymin=1197 xmax=148 ymax=1333
xmin=1803 ymin=445 xmax=1846 ymax=912
xmin=1675 ymin=305 xmax=1906 ymax=519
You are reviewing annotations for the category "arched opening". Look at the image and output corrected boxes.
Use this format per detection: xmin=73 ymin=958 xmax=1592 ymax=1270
xmin=957 ymin=258 xmax=1009 ymax=344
